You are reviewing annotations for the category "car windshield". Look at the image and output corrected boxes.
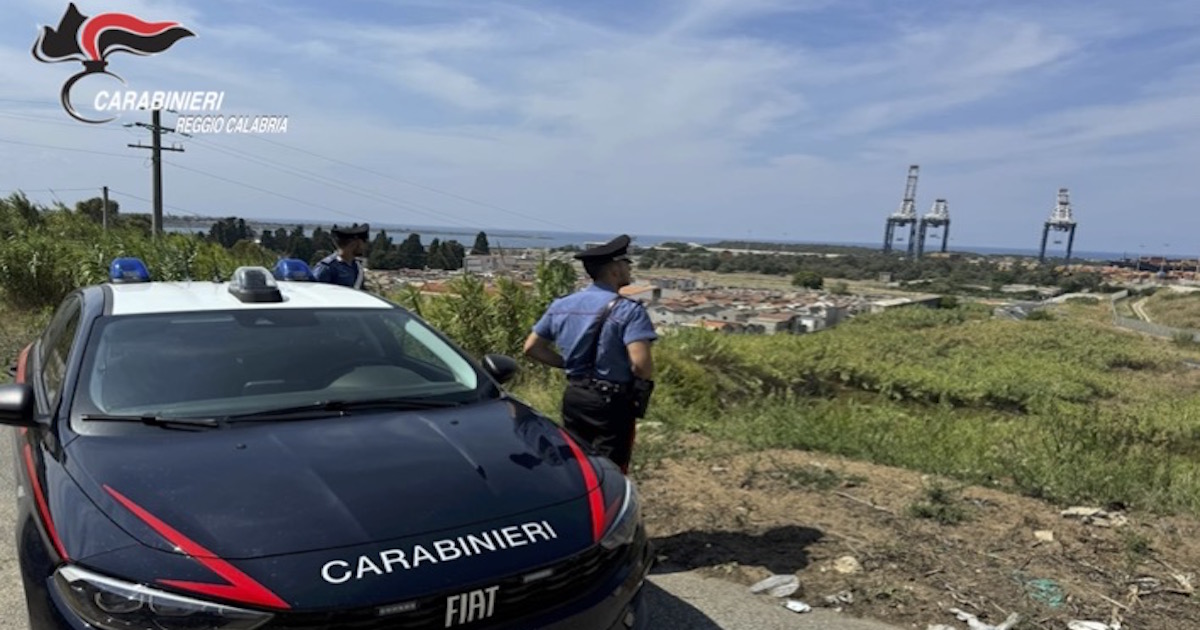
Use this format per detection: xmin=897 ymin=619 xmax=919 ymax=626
xmin=72 ymin=307 xmax=492 ymax=420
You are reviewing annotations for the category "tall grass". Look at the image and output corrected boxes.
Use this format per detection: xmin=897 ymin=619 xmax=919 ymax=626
xmin=0 ymin=199 xmax=274 ymax=309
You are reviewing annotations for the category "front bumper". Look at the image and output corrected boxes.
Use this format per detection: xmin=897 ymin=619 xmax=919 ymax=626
xmin=38 ymin=532 xmax=653 ymax=630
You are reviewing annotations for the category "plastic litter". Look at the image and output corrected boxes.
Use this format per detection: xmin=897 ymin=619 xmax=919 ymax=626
xmin=748 ymin=574 xmax=799 ymax=598
xmin=1061 ymin=506 xmax=1129 ymax=527
xmin=783 ymin=599 xmax=812 ymax=613
xmin=946 ymin=608 xmax=1020 ymax=630
xmin=1067 ymin=622 xmax=1120 ymax=630
xmin=1024 ymin=577 xmax=1065 ymax=608
xmin=824 ymin=590 xmax=854 ymax=605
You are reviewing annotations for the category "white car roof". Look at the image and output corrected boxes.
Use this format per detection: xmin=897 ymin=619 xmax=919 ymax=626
xmin=106 ymin=280 xmax=394 ymax=316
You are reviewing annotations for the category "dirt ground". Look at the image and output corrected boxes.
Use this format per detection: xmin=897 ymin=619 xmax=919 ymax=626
xmin=635 ymin=436 xmax=1200 ymax=630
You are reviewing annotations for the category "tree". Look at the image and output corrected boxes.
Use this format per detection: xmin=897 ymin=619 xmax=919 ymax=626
xmin=791 ymin=270 xmax=824 ymax=290
xmin=208 ymin=217 xmax=255 ymax=248
xmin=288 ymin=225 xmax=315 ymax=263
xmin=368 ymin=230 xmax=394 ymax=269
xmin=442 ymin=240 xmax=466 ymax=270
xmin=535 ymin=257 xmax=577 ymax=313
xmin=75 ymin=196 xmax=119 ymax=224
xmin=397 ymin=233 xmax=426 ymax=269
xmin=428 ymin=238 xmax=447 ymax=270
xmin=471 ymin=231 xmax=491 ymax=255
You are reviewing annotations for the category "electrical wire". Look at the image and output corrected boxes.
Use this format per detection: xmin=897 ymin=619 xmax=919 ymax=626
xmin=244 ymin=134 xmax=573 ymax=230
xmin=184 ymin=136 xmax=483 ymax=230
xmin=163 ymin=161 xmax=370 ymax=224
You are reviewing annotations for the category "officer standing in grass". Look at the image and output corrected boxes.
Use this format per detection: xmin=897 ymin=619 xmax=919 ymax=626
xmin=313 ymin=223 xmax=369 ymax=290
xmin=523 ymin=234 xmax=658 ymax=474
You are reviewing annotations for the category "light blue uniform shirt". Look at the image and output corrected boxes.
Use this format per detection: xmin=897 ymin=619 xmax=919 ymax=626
xmin=532 ymin=283 xmax=658 ymax=383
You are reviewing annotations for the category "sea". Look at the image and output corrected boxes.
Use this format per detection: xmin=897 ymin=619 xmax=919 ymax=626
xmin=166 ymin=218 xmax=1137 ymax=262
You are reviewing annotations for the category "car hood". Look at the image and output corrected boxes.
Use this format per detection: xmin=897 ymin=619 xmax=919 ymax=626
xmin=65 ymin=398 xmax=606 ymax=560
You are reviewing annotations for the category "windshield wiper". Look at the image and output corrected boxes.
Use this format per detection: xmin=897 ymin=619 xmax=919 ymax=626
xmin=223 ymin=397 xmax=464 ymax=423
xmin=79 ymin=414 xmax=221 ymax=429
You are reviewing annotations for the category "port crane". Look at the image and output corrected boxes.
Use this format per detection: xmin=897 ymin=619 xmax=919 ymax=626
xmin=916 ymin=198 xmax=950 ymax=258
xmin=1038 ymin=188 xmax=1077 ymax=265
xmin=882 ymin=165 xmax=919 ymax=258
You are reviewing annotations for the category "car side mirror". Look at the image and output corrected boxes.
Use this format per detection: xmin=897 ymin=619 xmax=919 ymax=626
xmin=0 ymin=384 xmax=37 ymax=428
xmin=482 ymin=354 xmax=519 ymax=385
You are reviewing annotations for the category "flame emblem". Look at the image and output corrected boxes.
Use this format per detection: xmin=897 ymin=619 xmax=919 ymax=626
xmin=32 ymin=3 xmax=196 ymax=123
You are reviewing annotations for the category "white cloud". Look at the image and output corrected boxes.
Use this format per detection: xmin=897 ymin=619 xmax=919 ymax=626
xmin=5 ymin=0 xmax=1200 ymax=251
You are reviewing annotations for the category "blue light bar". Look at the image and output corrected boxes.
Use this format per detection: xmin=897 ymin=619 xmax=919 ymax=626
xmin=109 ymin=257 xmax=150 ymax=283
xmin=273 ymin=258 xmax=314 ymax=281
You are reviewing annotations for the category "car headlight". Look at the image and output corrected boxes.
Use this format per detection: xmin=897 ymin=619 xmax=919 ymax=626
xmin=599 ymin=476 xmax=641 ymax=550
xmin=52 ymin=565 xmax=274 ymax=630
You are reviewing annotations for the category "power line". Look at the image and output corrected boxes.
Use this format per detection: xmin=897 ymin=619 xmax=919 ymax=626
xmin=107 ymin=188 xmax=208 ymax=219
xmin=245 ymin=134 xmax=572 ymax=230
xmin=0 ymin=137 xmax=147 ymax=160
xmin=185 ymin=136 xmax=482 ymax=230
xmin=0 ymin=188 xmax=101 ymax=194
xmin=0 ymin=110 xmax=138 ymax=134
xmin=164 ymin=161 xmax=370 ymax=224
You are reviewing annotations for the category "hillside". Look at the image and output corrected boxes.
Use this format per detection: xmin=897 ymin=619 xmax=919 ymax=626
xmin=5 ymin=286 xmax=1200 ymax=628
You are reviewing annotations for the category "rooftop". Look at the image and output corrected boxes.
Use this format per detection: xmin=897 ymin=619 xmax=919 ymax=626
xmin=106 ymin=279 xmax=392 ymax=316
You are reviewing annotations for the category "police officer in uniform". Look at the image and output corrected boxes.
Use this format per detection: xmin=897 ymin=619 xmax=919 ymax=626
xmin=313 ymin=223 xmax=369 ymax=289
xmin=523 ymin=234 xmax=657 ymax=473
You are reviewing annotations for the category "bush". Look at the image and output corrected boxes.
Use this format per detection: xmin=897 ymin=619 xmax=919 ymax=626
xmin=0 ymin=200 xmax=277 ymax=309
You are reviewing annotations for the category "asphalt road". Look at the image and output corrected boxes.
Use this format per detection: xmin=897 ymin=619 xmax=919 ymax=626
xmin=0 ymin=431 xmax=900 ymax=630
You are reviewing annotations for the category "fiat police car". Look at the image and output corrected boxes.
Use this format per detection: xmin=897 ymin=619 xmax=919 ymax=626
xmin=2 ymin=258 xmax=651 ymax=629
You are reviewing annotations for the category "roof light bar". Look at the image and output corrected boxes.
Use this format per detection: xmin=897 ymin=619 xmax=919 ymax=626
xmin=272 ymin=258 xmax=314 ymax=281
xmin=228 ymin=266 xmax=283 ymax=303
xmin=109 ymin=258 xmax=151 ymax=283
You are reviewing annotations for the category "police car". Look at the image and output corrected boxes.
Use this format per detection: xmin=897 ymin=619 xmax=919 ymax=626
xmin=2 ymin=258 xmax=651 ymax=630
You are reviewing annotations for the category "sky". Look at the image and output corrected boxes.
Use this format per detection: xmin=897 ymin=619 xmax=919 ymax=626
xmin=3 ymin=0 xmax=1200 ymax=256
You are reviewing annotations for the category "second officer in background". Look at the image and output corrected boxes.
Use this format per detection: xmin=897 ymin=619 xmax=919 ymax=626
xmin=313 ymin=223 xmax=369 ymax=290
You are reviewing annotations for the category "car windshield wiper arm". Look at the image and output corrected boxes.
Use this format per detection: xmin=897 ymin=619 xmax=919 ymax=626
xmin=224 ymin=397 xmax=463 ymax=422
xmin=79 ymin=414 xmax=221 ymax=428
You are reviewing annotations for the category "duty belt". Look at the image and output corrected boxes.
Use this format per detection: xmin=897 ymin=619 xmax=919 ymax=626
xmin=568 ymin=377 xmax=629 ymax=394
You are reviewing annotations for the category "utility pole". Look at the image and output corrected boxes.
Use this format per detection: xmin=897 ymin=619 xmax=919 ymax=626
xmin=102 ymin=185 xmax=109 ymax=231
xmin=127 ymin=108 xmax=184 ymax=237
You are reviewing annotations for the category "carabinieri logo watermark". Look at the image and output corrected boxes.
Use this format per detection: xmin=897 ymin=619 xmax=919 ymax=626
xmin=32 ymin=3 xmax=289 ymax=133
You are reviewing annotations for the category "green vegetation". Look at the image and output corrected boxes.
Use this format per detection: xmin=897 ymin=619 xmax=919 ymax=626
xmin=6 ymin=192 xmax=1200 ymax=518
xmin=0 ymin=193 xmax=275 ymax=309
xmin=637 ymin=246 xmax=1109 ymax=297
xmin=1142 ymin=289 xmax=1200 ymax=331
xmin=907 ymin=480 xmax=972 ymax=525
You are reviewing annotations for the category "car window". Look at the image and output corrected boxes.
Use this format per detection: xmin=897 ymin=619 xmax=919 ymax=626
xmin=72 ymin=308 xmax=485 ymax=419
xmin=40 ymin=297 xmax=81 ymax=409
xmin=382 ymin=317 xmax=479 ymax=388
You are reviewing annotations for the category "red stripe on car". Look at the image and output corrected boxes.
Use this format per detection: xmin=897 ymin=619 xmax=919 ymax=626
xmin=15 ymin=343 xmax=30 ymax=384
xmin=559 ymin=429 xmax=605 ymax=542
xmin=103 ymin=485 xmax=291 ymax=610
xmin=16 ymin=344 xmax=30 ymax=437
xmin=23 ymin=443 xmax=68 ymax=560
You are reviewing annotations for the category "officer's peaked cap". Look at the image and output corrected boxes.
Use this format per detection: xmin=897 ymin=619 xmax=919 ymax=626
xmin=331 ymin=223 xmax=370 ymax=239
xmin=574 ymin=234 xmax=631 ymax=263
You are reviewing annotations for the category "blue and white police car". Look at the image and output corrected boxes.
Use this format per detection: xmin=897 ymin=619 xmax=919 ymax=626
xmin=1 ymin=258 xmax=651 ymax=629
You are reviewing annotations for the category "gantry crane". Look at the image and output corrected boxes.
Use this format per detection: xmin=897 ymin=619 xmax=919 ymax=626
xmin=1038 ymin=188 xmax=1077 ymax=265
xmin=882 ymin=165 xmax=919 ymax=258
xmin=917 ymin=198 xmax=950 ymax=258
